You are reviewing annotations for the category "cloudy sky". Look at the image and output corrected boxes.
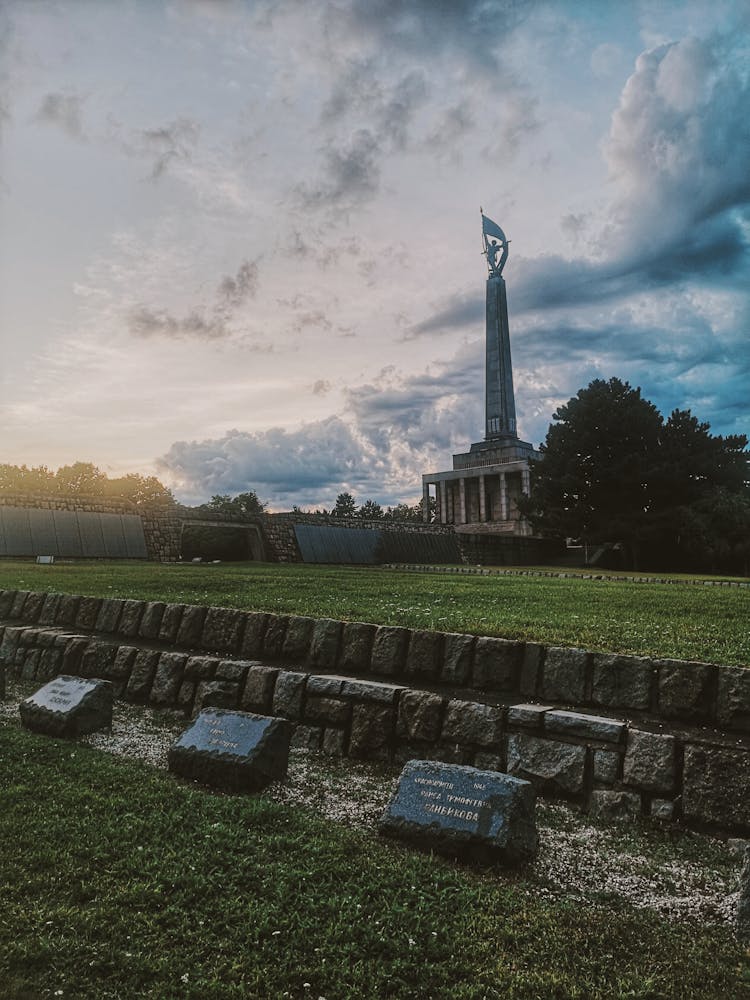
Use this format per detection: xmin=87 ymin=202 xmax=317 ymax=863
xmin=1 ymin=1 xmax=748 ymax=509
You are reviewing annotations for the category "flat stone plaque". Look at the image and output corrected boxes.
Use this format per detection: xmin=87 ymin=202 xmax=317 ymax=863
xmin=379 ymin=760 xmax=538 ymax=865
xmin=20 ymin=675 xmax=113 ymax=738
xmin=168 ymin=709 xmax=292 ymax=792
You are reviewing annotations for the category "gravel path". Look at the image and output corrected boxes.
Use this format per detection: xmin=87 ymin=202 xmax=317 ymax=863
xmin=1 ymin=677 xmax=742 ymax=928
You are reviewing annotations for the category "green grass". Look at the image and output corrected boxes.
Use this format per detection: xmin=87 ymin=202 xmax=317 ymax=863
xmin=0 ymin=725 xmax=746 ymax=1000
xmin=0 ymin=559 xmax=748 ymax=665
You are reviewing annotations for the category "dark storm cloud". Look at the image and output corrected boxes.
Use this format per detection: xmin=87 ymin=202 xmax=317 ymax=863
xmin=327 ymin=0 xmax=539 ymax=74
xmin=129 ymin=306 xmax=229 ymax=341
xmin=296 ymin=129 xmax=381 ymax=208
xmin=137 ymin=117 xmax=199 ymax=180
xmin=216 ymin=259 xmax=259 ymax=307
xmin=157 ymin=416 xmax=384 ymax=499
xmin=36 ymin=92 xmax=86 ymax=139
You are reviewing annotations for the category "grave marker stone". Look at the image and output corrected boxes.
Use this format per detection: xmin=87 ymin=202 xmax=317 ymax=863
xmin=20 ymin=675 xmax=113 ymax=737
xmin=379 ymin=759 xmax=538 ymax=865
xmin=168 ymin=709 xmax=291 ymax=791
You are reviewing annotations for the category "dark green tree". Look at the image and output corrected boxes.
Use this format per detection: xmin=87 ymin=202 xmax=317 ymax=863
xmin=331 ymin=492 xmax=358 ymax=517
xmin=203 ymin=491 xmax=266 ymax=516
xmin=522 ymin=377 xmax=749 ymax=572
xmin=358 ymin=499 xmax=384 ymax=520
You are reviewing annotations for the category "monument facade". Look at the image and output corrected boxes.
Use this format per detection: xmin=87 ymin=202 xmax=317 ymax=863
xmin=422 ymin=213 xmax=539 ymax=534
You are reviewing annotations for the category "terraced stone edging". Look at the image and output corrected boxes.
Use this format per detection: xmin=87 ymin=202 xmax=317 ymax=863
xmin=1 ymin=588 xmax=749 ymax=835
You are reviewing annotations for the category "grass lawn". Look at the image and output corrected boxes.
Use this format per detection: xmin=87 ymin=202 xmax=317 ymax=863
xmin=0 ymin=559 xmax=748 ymax=666
xmin=0 ymin=723 xmax=747 ymax=1000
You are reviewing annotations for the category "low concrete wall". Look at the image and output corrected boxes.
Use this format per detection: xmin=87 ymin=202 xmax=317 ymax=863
xmin=2 ymin=588 xmax=748 ymax=834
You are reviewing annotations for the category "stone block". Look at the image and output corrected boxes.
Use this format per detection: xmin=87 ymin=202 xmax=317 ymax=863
xmin=20 ymin=675 xmax=113 ymax=737
xmin=194 ymin=680 xmax=239 ymax=714
xmin=623 ymin=729 xmax=676 ymax=793
xmin=149 ymin=652 xmax=187 ymax=706
xmin=339 ymin=622 xmax=376 ymax=675
xmin=291 ymin=724 xmax=322 ymax=750
xmin=38 ymin=593 xmax=62 ymax=626
xmin=262 ymin=615 xmax=290 ymax=659
xmin=340 ymin=679 xmax=403 ymax=704
xmin=118 ymin=600 xmax=144 ymax=638
xmin=308 ymin=618 xmax=341 ymax=670
xmin=0 ymin=589 xmax=16 ymax=618
xmin=472 ymin=637 xmax=523 ymax=692
xmin=650 ymin=798 xmax=675 ymax=822
xmin=396 ymin=690 xmax=445 ymax=742
xmin=682 ymin=744 xmax=750 ymax=829
xmin=591 ymin=653 xmax=653 ymax=710
xmin=281 ymin=616 xmax=315 ymax=662
xmin=305 ymin=696 xmax=350 ymax=726
xmin=322 ymin=728 xmax=346 ymax=755
xmin=75 ymin=597 xmax=102 ymax=631
xmin=200 ymin=607 xmax=246 ymax=654
xmin=177 ymin=681 xmax=196 ymax=714
xmin=176 ymin=605 xmax=207 ymax=648
xmin=9 ymin=591 xmax=29 ymax=619
xmin=593 ymin=748 xmax=620 ymax=785
xmin=20 ymin=650 xmax=40 ymax=681
xmin=158 ymin=604 xmax=185 ymax=644
xmin=61 ymin=637 xmax=88 ymax=676
xmin=107 ymin=646 xmax=138 ymax=696
xmin=589 ymin=790 xmax=641 ymax=821
xmin=542 ymin=647 xmax=588 ymax=703
xmin=506 ymin=734 xmax=586 ymax=796
xmin=38 ymin=647 xmax=63 ymax=681
xmin=54 ymin=595 xmax=80 ymax=628
xmin=405 ymin=630 xmax=442 ymax=681
xmin=95 ymin=599 xmax=123 ymax=634
xmin=215 ymin=660 xmax=250 ymax=684
xmin=168 ymin=709 xmax=291 ymax=791
xmin=370 ymin=626 xmax=410 ymax=677
xmin=184 ymin=656 xmax=219 ymax=681
xmin=138 ymin=602 xmax=166 ymax=640
xmin=716 ymin=666 xmax=750 ymax=732
xmin=272 ymin=670 xmax=307 ymax=719
xmin=0 ymin=626 xmax=23 ymax=664
xmin=507 ymin=703 xmax=551 ymax=729
xmin=379 ymin=760 xmax=538 ymax=865
xmin=80 ymin=642 xmax=118 ymax=681
xmin=349 ymin=704 xmax=393 ymax=759
xmin=442 ymin=699 xmax=504 ymax=749
xmin=440 ymin=633 xmax=474 ymax=685
xmin=241 ymin=665 xmax=279 ymax=713
xmin=19 ymin=592 xmax=45 ymax=622
xmin=473 ymin=752 xmax=503 ymax=771
xmin=307 ymin=675 xmax=344 ymax=697
xmin=544 ymin=710 xmax=625 ymax=744
xmin=239 ymin=613 xmax=268 ymax=658
xmin=656 ymin=658 xmax=715 ymax=722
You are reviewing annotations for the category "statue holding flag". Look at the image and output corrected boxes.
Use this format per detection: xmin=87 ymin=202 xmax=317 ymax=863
xmin=481 ymin=209 xmax=509 ymax=277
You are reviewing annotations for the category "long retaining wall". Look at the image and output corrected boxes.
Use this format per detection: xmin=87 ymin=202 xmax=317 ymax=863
xmin=1 ymin=588 xmax=748 ymax=835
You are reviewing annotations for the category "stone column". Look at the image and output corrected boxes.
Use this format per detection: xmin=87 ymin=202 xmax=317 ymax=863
xmin=521 ymin=466 xmax=530 ymax=496
xmin=479 ymin=474 xmax=486 ymax=522
xmin=422 ymin=481 xmax=431 ymax=522
xmin=440 ymin=481 xmax=448 ymax=525
xmin=459 ymin=478 xmax=467 ymax=524
xmin=499 ymin=472 xmax=507 ymax=521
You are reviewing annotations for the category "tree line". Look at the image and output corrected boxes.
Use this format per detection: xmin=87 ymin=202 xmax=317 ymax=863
xmin=0 ymin=462 xmax=175 ymax=506
xmin=202 ymin=491 xmax=433 ymax=521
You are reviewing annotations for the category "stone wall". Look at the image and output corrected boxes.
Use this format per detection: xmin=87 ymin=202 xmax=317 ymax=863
xmin=2 ymin=587 xmax=749 ymax=834
xmin=261 ymin=512 xmax=458 ymax=563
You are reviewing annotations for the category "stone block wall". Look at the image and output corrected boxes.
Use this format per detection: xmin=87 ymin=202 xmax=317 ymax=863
xmin=2 ymin=587 xmax=749 ymax=834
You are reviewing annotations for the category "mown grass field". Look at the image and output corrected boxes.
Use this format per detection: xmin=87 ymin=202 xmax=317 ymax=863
xmin=0 ymin=724 xmax=746 ymax=1000
xmin=0 ymin=559 xmax=748 ymax=665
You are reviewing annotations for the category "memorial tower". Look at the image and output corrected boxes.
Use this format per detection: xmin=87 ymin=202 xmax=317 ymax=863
xmin=422 ymin=212 xmax=538 ymax=532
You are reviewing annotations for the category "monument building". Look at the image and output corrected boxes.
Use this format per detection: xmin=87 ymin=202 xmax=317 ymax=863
xmin=422 ymin=213 xmax=539 ymax=534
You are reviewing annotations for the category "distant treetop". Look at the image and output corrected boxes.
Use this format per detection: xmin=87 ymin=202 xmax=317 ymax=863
xmin=0 ymin=462 xmax=176 ymax=506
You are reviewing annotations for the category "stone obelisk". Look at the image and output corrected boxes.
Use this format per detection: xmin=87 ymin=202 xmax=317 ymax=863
xmin=481 ymin=212 xmax=517 ymax=441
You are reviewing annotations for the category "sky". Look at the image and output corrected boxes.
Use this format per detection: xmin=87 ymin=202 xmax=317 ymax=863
xmin=1 ymin=0 xmax=748 ymax=509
